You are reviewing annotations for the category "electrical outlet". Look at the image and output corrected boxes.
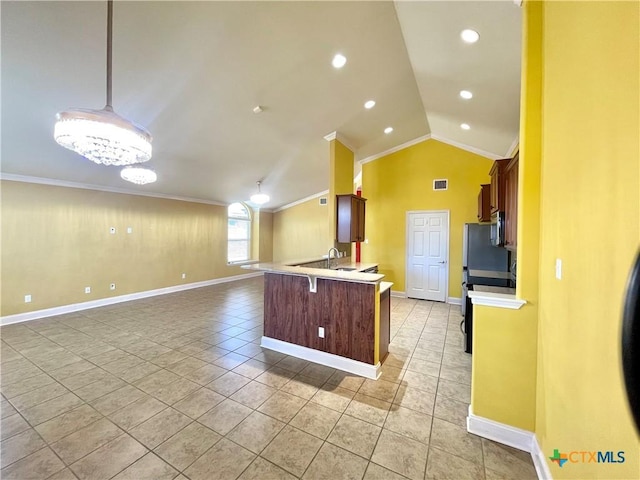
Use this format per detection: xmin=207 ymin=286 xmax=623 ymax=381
xmin=24 ymin=294 xmax=32 ymax=303
xmin=85 ymin=287 xmax=91 ymax=294
xmin=110 ymin=283 xmax=116 ymax=290
xmin=181 ymin=273 xmax=186 ymax=279
xmin=318 ymin=326 xmax=325 ymax=338
xmin=109 ymin=227 xmax=116 ymax=234
xmin=555 ymin=258 xmax=562 ymax=280
xmin=127 ymin=227 xmax=133 ymax=234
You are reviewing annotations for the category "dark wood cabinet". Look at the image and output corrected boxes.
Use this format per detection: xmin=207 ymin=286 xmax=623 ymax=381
xmin=489 ymin=159 xmax=510 ymax=213
xmin=504 ymin=154 xmax=519 ymax=250
xmin=477 ymin=184 xmax=491 ymax=222
xmin=336 ymin=194 xmax=366 ymax=243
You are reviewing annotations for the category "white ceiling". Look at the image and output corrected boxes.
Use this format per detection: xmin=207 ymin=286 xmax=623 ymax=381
xmin=1 ymin=1 xmax=521 ymax=209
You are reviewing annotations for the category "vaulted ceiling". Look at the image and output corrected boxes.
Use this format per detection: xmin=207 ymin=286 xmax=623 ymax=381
xmin=1 ymin=1 xmax=521 ymax=209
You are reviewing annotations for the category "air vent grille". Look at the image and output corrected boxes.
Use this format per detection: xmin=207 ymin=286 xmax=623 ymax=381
xmin=433 ymin=179 xmax=448 ymax=191
xmin=319 ymin=197 xmax=328 ymax=205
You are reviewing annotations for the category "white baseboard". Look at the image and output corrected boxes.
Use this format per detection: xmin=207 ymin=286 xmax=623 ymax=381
xmin=391 ymin=290 xmax=406 ymax=298
xmin=261 ymin=336 xmax=381 ymax=380
xmin=467 ymin=406 xmax=534 ymax=452
xmin=447 ymin=296 xmax=462 ymax=305
xmin=531 ymin=435 xmax=553 ymax=480
xmin=1 ymin=272 xmax=264 ymax=326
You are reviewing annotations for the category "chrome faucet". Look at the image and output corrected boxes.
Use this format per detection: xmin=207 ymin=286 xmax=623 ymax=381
xmin=327 ymin=247 xmax=339 ymax=269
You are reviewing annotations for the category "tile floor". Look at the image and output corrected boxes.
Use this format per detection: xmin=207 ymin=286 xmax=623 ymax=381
xmin=0 ymin=277 xmax=537 ymax=480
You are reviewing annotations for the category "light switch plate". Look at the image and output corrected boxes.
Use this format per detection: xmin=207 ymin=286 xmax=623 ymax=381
xmin=24 ymin=294 xmax=32 ymax=303
xmin=555 ymin=258 xmax=562 ymax=280
xmin=318 ymin=326 xmax=325 ymax=338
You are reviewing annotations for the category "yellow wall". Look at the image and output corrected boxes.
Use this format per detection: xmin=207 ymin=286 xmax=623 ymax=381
xmin=0 ymin=181 xmax=258 ymax=316
xmin=272 ymin=196 xmax=329 ymax=262
xmin=361 ymin=139 xmax=494 ymax=297
xmin=535 ymin=1 xmax=640 ymax=478
xmin=258 ymin=210 xmax=273 ymax=263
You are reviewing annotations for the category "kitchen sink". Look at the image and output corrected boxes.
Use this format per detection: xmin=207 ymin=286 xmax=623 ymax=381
xmin=333 ymin=267 xmax=357 ymax=271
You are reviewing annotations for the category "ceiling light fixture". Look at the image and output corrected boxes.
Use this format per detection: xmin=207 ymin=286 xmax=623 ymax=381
xmin=460 ymin=90 xmax=473 ymax=99
xmin=384 ymin=127 xmax=393 ymax=134
xmin=461 ymin=123 xmax=471 ymax=130
xmin=54 ymin=0 xmax=152 ymax=166
xmin=332 ymin=53 xmax=347 ymax=69
xmin=461 ymin=29 xmax=480 ymax=43
xmin=120 ymin=166 xmax=157 ymax=185
xmin=364 ymin=100 xmax=376 ymax=109
xmin=250 ymin=181 xmax=270 ymax=205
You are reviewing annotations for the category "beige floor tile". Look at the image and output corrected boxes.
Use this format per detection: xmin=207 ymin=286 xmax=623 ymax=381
xmin=325 ymin=371 xmax=366 ymax=391
xmin=393 ymin=385 xmax=436 ymax=415
xmin=58 ymin=367 xmax=112 ymax=391
xmin=252 ymin=349 xmax=287 ymax=366
xmin=433 ymin=394 xmax=468 ymax=427
xmin=403 ymin=370 xmax=440 ymax=394
xmin=429 ymin=418 xmax=483 ymax=464
xmin=311 ymin=384 xmax=355 ymax=413
xmin=118 ymin=362 xmax=163 ymax=383
xmin=227 ymin=411 xmax=285 ymax=453
xmin=213 ymin=352 xmax=250 ymax=370
xmin=303 ymin=442 xmax=368 ymax=480
xmin=1 ymin=413 xmax=31 ymax=441
xmin=407 ymin=358 xmax=441 ymax=377
xmin=173 ymin=387 xmax=225 ymax=419
xmin=206 ymin=371 xmax=250 ymax=396
xmin=51 ymin=417 xmax=123 ymax=464
xmin=327 ymin=414 xmax=381 ymax=459
xmin=70 ymin=434 xmax=147 ymax=480
xmin=289 ymin=403 xmax=341 ymax=440
xmin=436 ymin=378 xmax=471 ymax=404
xmin=134 ymin=370 xmax=181 ymax=394
xmin=255 ymin=366 xmax=296 ymax=389
xmin=184 ymin=363 xmax=227 ymax=385
xmin=198 ymin=398 xmax=252 ymax=435
xmin=129 ymin=407 xmax=192 ymax=449
xmin=21 ymin=392 xmax=84 ymax=426
xmin=112 ymin=452 xmax=179 ymax=480
xmin=230 ymin=380 xmax=277 ymax=409
xmin=101 ymin=354 xmax=145 ymax=376
xmin=344 ymin=393 xmax=391 ymax=427
xmin=154 ymin=422 xmax=221 ymax=471
xmin=166 ymin=356 xmax=208 ymax=376
xmin=90 ymin=385 xmax=147 ymax=415
xmin=184 ymin=437 xmax=255 ymax=480
xmin=261 ymin=426 xmax=322 ymax=477
xmin=44 ymin=467 xmax=78 ymax=480
xmin=73 ymin=374 xmax=126 ymax=402
xmin=147 ymin=377 xmax=201 ymax=405
xmin=379 ymin=365 xmax=406 ymax=384
xmin=482 ymin=439 xmax=537 ymax=479
xmin=108 ymin=395 xmax=167 ymax=430
xmin=35 ymin=404 xmax=103 ymax=443
xmin=371 ymin=429 xmax=428 ymax=480
xmin=280 ymin=375 xmax=323 ymax=400
xmin=1 ymin=373 xmax=56 ymax=399
xmin=150 ymin=350 xmax=189 ymax=368
xmin=232 ymin=358 xmax=271 ymax=379
xmin=257 ymin=391 xmax=307 ymax=422
xmin=299 ymin=363 xmax=335 ymax=382
xmin=238 ymin=457 xmax=296 ymax=480
xmin=275 ymin=356 xmax=309 ymax=374
xmin=10 ymin=382 xmax=69 ymax=411
xmin=363 ymin=462 xmax=409 ymax=480
xmin=384 ymin=406 xmax=432 ymax=444
xmin=438 ymin=365 xmax=471 ymax=385
xmin=0 ymin=428 xmax=47 ymax=468
xmin=359 ymin=379 xmax=400 ymax=403
xmin=0 ymin=447 xmax=65 ymax=480
xmin=426 ymin=447 xmax=484 ymax=480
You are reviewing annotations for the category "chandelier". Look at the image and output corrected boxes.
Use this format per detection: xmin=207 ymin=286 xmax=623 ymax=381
xmin=120 ymin=166 xmax=157 ymax=185
xmin=54 ymin=0 xmax=152 ymax=166
xmin=250 ymin=181 xmax=270 ymax=205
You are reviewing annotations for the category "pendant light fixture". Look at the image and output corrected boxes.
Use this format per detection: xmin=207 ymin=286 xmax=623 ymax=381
xmin=54 ymin=0 xmax=152 ymax=166
xmin=120 ymin=166 xmax=157 ymax=185
xmin=250 ymin=181 xmax=270 ymax=205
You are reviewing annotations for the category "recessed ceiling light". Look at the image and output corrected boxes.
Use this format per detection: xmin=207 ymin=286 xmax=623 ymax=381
xmin=461 ymin=29 xmax=480 ymax=43
xmin=364 ymin=100 xmax=376 ymax=109
xmin=384 ymin=127 xmax=393 ymax=134
xmin=460 ymin=90 xmax=473 ymax=100
xmin=461 ymin=123 xmax=471 ymax=130
xmin=332 ymin=53 xmax=347 ymax=69
xmin=252 ymin=105 xmax=263 ymax=114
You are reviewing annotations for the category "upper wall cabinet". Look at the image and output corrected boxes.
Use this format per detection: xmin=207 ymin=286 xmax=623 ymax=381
xmin=504 ymin=154 xmax=519 ymax=250
xmin=336 ymin=194 xmax=366 ymax=243
xmin=489 ymin=159 xmax=511 ymax=213
xmin=477 ymin=184 xmax=491 ymax=222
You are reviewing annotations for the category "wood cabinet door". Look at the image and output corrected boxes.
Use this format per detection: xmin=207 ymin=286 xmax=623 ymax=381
xmin=504 ymin=155 xmax=519 ymax=250
xmin=489 ymin=159 xmax=510 ymax=213
xmin=477 ymin=184 xmax=491 ymax=222
xmin=336 ymin=194 xmax=366 ymax=243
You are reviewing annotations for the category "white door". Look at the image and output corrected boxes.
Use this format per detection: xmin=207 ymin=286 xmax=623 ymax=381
xmin=406 ymin=211 xmax=449 ymax=301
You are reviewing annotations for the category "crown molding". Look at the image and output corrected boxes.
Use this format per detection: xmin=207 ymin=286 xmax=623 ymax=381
xmin=429 ymin=134 xmax=502 ymax=160
xmin=0 ymin=173 xmax=228 ymax=207
xmin=323 ymin=131 xmax=355 ymax=152
xmin=358 ymin=134 xmax=432 ymax=165
xmin=506 ymin=136 xmax=520 ymax=157
xmin=274 ymin=190 xmax=330 ymax=213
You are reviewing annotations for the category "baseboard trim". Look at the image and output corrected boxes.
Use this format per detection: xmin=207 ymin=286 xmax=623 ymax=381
xmin=1 ymin=272 xmax=264 ymax=326
xmin=391 ymin=290 xmax=406 ymax=298
xmin=261 ymin=336 xmax=381 ymax=380
xmin=447 ymin=296 xmax=462 ymax=305
xmin=531 ymin=435 xmax=553 ymax=480
xmin=467 ymin=406 xmax=534 ymax=453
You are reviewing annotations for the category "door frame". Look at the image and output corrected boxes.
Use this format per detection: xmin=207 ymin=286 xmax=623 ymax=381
xmin=405 ymin=210 xmax=450 ymax=301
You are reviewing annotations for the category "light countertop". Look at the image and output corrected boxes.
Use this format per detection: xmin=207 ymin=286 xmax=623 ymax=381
xmin=242 ymin=259 xmax=383 ymax=284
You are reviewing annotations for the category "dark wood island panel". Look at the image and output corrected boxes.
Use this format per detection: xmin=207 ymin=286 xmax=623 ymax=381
xmin=264 ymin=272 xmax=376 ymax=364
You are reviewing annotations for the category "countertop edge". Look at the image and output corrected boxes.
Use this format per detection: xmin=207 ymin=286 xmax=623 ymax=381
xmin=379 ymin=282 xmax=393 ymax=294
xmin=242 ymin=263 xmax=384 ymax=284
xmin=468 ymin=291 xmax=527 ymax=310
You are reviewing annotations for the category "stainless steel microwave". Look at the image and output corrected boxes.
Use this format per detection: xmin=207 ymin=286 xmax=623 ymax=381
xmin=490 ymin=211 xmax=505 ymax=246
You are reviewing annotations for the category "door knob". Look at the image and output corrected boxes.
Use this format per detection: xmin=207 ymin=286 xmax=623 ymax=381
xmin=438 ymin=261 xmax=447 ymax=264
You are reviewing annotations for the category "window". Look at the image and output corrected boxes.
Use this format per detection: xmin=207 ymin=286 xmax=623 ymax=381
xmin=228 ymin=202 xmax=251 ymax=263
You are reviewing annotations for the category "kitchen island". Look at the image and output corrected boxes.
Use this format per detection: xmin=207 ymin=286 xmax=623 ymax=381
xmin=243 ymin=258 xmax=391 ymax=379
